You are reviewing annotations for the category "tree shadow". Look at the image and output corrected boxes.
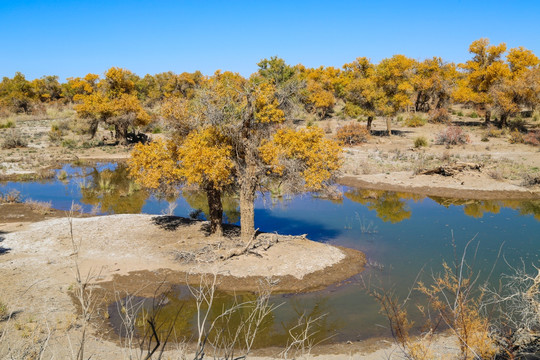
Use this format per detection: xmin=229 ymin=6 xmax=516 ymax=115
xmin=0 ymin=231 xmax=10 ymax=255
xmin=151 ymin=216 xmax=197 ymax=231
xmin=370 ymin=129 xmax=412 ymax=137
xmin=451 ymin=120 xmax=486 ymax=128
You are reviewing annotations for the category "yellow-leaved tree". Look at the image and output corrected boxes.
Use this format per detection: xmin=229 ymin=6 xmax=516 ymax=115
xmin=453 ymin=38 xmax=510 ymax=123
xmin=74 ymin=67 xmax=150 ymax=144
xmin=342 ymin=57 xmax=382 ymax=131
xmin=375 ymin=55 xmax=415 ymax=135
xmin=128 ymin=127 xmax=234 ymax=235
xmin=490 ymin=46 xmax=540 ymax=127
xmin=411 ymin=57 xmax=458 ymax=112
xmin=129 ymin=59 xmax=342 ymax=241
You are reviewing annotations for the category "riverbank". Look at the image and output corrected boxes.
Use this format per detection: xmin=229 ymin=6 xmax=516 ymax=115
xmin=0 ymin=210 xmax=369 ymax=357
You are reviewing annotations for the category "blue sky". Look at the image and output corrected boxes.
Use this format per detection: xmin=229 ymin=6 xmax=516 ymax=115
xmin=1 ymin=0 xmax=539 ymax=80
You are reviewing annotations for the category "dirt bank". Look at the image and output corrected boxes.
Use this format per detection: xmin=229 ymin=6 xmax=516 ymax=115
xmin=339 ymin=172 xmax=540 ymax=200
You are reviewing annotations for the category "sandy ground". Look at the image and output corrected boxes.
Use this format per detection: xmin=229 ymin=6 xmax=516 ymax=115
xmin=0 ymin=210 xmax=379 ymax=359
xmin=333 ymin=119 xmax=540 ymax=199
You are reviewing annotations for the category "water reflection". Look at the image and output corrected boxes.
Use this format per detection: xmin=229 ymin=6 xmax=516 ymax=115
xmin=2 ymin=162 xmax=540 ymax=344
xmin=79 ymin=164 xmax=149 ymax=214
xmin=345 ymin=189 xmax=419 ymax=223
xmin=183 ymin=190 xmax=240 ymax=224
xmin=109 ymin=286 xmax=340 ymax=349
xmin=345 ymin=189 xmax=540 ymax=223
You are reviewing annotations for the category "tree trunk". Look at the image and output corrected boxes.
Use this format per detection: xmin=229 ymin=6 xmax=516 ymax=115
xmin=500 ymin=113 xmax=508 ymax=128
xmin=366 ymin=116 xmax=373 ymax=132
xmin=115 ymin=124 xmax=129 ymax=145
xmin=205 ymin=186 xmax=223 ymax=236
xmin=239 ymin=147 xmax=258 ymax=242
xmin=415 ymin=91 xmax=423 ymax=112
xmin=386 ymin=117 xmax=392 ymax=136
xmin=240 ymin=180 xmax=256 ymax=242
xmin=485 ymin=109 xmax=491 ymax=124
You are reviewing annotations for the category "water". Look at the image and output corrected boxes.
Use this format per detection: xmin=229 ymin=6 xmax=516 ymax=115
xmin=2 ymin=162 xmax=540 ymax=344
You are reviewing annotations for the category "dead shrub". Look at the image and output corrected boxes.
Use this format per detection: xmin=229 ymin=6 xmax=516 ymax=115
xmin=336 ymin=123 xmax=370 ymax=145
xmin=1 ymin=129 xmax=28 ymax=149
xmin=509 ymin=129 xmax=524 ymax=144
xmin=25 ymin=199 xmax=52 ymax=215
xmin=523 ymin=130 xmax=540 ymax=146
xmin=435 ymin=126 xmax=470 ymax=145
xmin=0 ymin=189 xmax=21 ymax=203
xmin=428 ymin=108 xmax=451 ymax=123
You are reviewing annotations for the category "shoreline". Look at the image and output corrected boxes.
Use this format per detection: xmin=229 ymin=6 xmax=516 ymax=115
xmin=339 ymin=173 xmax=540 ymax=200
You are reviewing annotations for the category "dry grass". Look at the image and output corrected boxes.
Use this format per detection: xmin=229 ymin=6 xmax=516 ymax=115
xmin=24 ymin=199 xmax=52 ymax=215
xmin=0 ymin=189 xmax=22 ymax=203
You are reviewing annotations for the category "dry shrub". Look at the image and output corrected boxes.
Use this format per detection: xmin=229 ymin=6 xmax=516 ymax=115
xmin=509 ymin=129 xmax=524 ymax=144
xmin=0 ymin=189 xmax=21 ymax=203
xmin=1 ymin=129 xmax=28 ymax=149
xmin=521 ymin=173 xmax=540 ymax=187
xmin=523 ymin=130 xmax=540 ymax=146
xmin=435 ymin=126 xmax=470 ymax=145
xmin=482 ymin=125 xmax=505 ymax=142
xmin=25 ymin=199 xmax=52 ymax=215
xmin=336 ymin=123 xmax=370 ymax=145
xmin=417 ymin=261 xmax=497 ymax=360
xmin=370 ymin=289 xmax=433 ymax=360
xmin=508 ymin=117 xmax=527 ymax=132
xmin=428 ymin=108 xmax=451 ymax=124
xmin=404 ymin=114 xmax=427 ymax=127
xmin=487 ymin=265 xmax=540 ymax=358
xmin=0 ymin=300 xmax=8 ymax=320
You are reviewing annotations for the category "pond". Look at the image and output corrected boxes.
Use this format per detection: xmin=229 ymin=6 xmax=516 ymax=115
xmin=1 ymin=162 xmax=540 ymax=345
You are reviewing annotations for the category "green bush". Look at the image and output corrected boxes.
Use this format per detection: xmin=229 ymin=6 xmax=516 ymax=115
xmin=0 ymin=120 xmax=15 ymax=129
xmin=414 ymin=136 xmax=428 ymax=148
xmin=0 ymin=300 xmax=8 ymax=320
xmin=404 ymin=114 xmax=426 ymax=127
xmin=61 ymin=139 xmax=77 ymax=148
xmin=470 ymin=111 xmax=479 ymax=118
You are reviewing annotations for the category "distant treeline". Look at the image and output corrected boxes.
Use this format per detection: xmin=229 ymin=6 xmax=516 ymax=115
xmin=1 ymin=38 xmax=539 ymax=141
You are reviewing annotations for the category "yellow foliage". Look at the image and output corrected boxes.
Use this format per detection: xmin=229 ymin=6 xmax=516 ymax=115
xmin=507 ymin=47 xmax=540 ymax=75
xmin=254 ymin=82 xmax=285 ymax=124
xmin=128 ymin=139 xmax=181 ymax=189
xmin=260 ymin=127 xmax=342 ymax=191
xmin=176 ymin=127 xmax=234 ymax=189
xmin=455 ymin=38 xmax=511 ymax=110
xmin=129 ymin=127 xmax=234 ymax=191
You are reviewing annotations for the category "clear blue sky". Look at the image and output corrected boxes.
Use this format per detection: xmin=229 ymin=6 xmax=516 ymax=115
xmin=1 ymin=0 xmax=539 ymax=80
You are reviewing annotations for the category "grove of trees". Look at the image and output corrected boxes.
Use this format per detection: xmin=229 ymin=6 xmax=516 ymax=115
xmin=2 ymin=39 xmax=540 ymax=239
